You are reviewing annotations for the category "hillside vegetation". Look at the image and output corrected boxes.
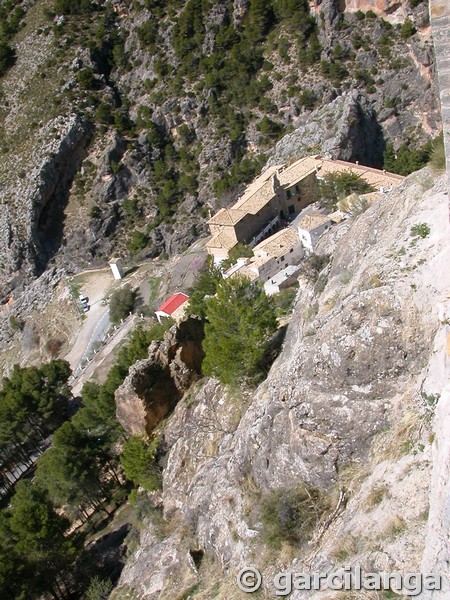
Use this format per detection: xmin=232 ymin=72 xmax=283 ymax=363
xmin=0 ymin=0 xmax=439 ymax=293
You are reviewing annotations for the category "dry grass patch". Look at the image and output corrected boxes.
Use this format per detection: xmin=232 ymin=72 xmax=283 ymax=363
xmin=364 ymin=483 xmax=389 ymax=510
xmin=330 ymin=533 xmax=360 ymax=562
xmin=326 ymin=590 xmax=400 ymax=599
xmin=374 ymin=410 xmax=424 ymax=463
xmin=338 ymin=461 xmax=370 ymax=496
xmin=260 ymin=484 xmax=331 ymax=550
xmin=378 ymin=515 xmax=407 ymax=540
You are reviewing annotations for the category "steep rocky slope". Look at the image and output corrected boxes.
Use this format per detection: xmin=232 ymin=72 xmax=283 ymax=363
xmin=0 ymin=0 xmax=440 ymax=303
xmin=112 ymin=167 xmax=449 ymax=599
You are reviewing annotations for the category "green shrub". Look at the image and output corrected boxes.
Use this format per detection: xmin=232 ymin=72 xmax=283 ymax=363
xmin=383 ymin=141 xmax=431 ymax=175
xmin=89 ymin=205 xmax=101 ymax=219
xmin=54 ymin=0 xmax=96 ymax=15
xmin=187 ymin=258 xmax=223 ymax=319
xmin=9 ymin=315 xmax=24 ymax=331
xmin=95 ymin=102 xmax=113 ymax=125
xmin=319 ymin=171 xmax=375 ymax=206
xmin=123 ymin=198 xmax=142 ymax=223
xmin=261 ymin=485 xmax=329 ymax=549
xmin=127 ymin=231 xmax=149 ymax=256
xmin=120 ymin=436 xmax=161 ymax=491
xmin=137 ymin=19 xmax=157 ymax=49
xmin=0 ymin=40 xmax=15 ymax=76
xmin=401 ymin=19 xmax=416 ymax=39
xmin=221 ymin=243 xmax=254 ymax=271
xmin=109 ymin=285 xmax=137 ymax=324
xmin=297 ymin=89 xmax=317 ymax=110
xmin=299 ymin=254 xmax=330 ymax=283
xmin=272 ymin=286 xmax=298 ymax=318
xmin=257 ymin=116 xmax=283 ymax=140
xmin=76 ymin=67 xmax=96 ymax=90
xmin=86 ymin=576 xmax=113 ymax=600
xmin=320 ymin=60 xmax=348 ymax=84
xmin=410 ymin=223 xmax=430 ymax=239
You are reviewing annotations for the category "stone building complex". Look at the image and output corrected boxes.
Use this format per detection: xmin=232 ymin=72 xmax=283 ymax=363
xmin=206 ymin=155 xmax=404 ymax=263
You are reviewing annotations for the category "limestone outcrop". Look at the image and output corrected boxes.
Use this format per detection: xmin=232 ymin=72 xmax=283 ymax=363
xmin=115 ymin=318 xmax=205 ymax=437
xmin=267 ymin=92 xmax=385 ymax=167
xmin=114 ymin=168 xmax=449 ymax=599
xmin=0 ymin=115 xmax=93 ymax=295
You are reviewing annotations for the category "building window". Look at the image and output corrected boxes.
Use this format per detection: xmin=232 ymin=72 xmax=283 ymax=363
xmin=287 ymin=189 xmax=292 ymax=198
xmin=280 ymin=255 xmax=285 ymax=261
xmin=290 ymin=248 xmax=293 ymax=253
xmin=295 ymin=185 xmax=300 ymax=193
xmin=288 ymin=204 xmax=295 ymax=214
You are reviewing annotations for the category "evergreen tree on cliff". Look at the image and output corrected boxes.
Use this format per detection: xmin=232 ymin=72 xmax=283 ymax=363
xmin=202 ymin=276 xmax=278 ymax=384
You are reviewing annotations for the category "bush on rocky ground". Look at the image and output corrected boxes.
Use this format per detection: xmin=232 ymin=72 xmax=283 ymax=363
xmin=261 ymin=484 xmax=330 ymax=549
xmin=109 ymin=285 xmax=137 ymax=324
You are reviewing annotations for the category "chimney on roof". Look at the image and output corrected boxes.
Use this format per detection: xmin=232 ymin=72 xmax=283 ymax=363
xmin=271 ymin=173 xmax=280 ymax=194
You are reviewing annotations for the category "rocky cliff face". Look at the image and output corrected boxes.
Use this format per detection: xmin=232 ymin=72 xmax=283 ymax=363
xmin=0 ymin=115 xmax=92 ymax=296
xmin=268 ymin=91 xmax=385 ymax=166
xmin=115 ymin=317 xmax=205 ymax=437
xmin=113 ymin=167 xmax=449 ymax=599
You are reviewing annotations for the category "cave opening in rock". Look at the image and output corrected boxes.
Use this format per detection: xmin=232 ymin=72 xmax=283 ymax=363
xmin=189 ymin=549 xmax=204 ymax=570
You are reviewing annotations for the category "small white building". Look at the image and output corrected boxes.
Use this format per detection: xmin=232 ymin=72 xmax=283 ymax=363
xmin=155 ymin=293 xmax=189 ymax=324
xmin=109 ymin=258 xmax=124 ymax=280
xmin=297 ymin=214 xmax=332 ymax=253
xmin=264 ymin=265 xmax=301 ymax=296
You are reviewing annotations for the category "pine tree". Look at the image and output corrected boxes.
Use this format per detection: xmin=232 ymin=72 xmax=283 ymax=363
xmin=202 ymin=276 xmax=278 ymax=384
xmin=120 ymin=436 xmax=160 ymax=491
xmin=187 ymin=259 xmax=223 ymax=318
xmin=247 ymin=0 xmax=275 ymax=42
xmin=5 ymin=481 xmax=76 ymax=599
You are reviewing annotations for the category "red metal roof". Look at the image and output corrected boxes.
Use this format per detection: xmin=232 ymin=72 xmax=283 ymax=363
xmin=156 ymin=293 xmax=189 ymax=315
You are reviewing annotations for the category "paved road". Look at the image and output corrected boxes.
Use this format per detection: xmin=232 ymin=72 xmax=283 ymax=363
xmin=76 ymin=310 xmax=111 ymax=372
xmin=71 ymin=315 xmax=137 ymax=396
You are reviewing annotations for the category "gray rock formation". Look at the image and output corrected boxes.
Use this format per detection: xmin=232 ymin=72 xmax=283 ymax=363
xmin=115 ymin=317 xmax=205 ymax=436
xmin=429 ymin=0 xmax=450 ymax=196
xmin=115 ymin=169 xmax=449 ymax=599
xmin=267 ymin=92 xmax=385 ymax=166
xmin=0 ymin=115 xmax=92 ymax=295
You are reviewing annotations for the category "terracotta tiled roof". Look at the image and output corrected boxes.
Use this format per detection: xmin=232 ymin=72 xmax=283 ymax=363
xmin=230 ymin=264 xmax=259 ymax=281
xmin=206 ymin=155 xmax=404 ymax=254
xmin=206 ymin=228 xmax=238 ymax=250
xmin=277 ymin=156 xmax=320 ymax=187
xmin=208 ymin=208 xmax=247 ymax=226
xmin=235 ymin=165 xmax=280 ymax=203
xmin=321 ymin=159 xmax=404 ymax=188
xmin=277 ymin=155 xmax=404 ymax=190
xmin=298 ymin=214 xmax=332 ymax=232
xmin=234 ymin=180 xmax=276 ymax=214
xmin=253 ymin=228 xmax=300 ymax=258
